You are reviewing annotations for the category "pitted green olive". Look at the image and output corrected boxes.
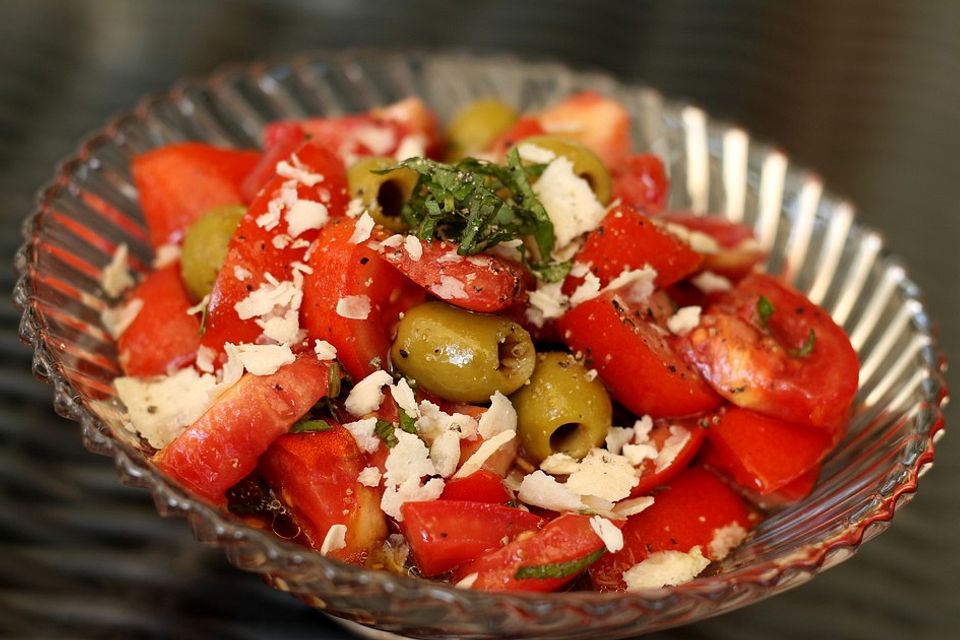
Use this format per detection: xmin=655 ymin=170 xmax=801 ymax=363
xmin=445 ymin=98 xmax=519 ymax=160
xmin=391 ymin=302 xmax=536 ymax=403
xmin=511 ymin=352 xmax=612 ymax=464
xmin=514 ymin=134 xmax=612 ymax=204
xmin=347 ymin=156 xmax=418 ymax=232
xmin=180 ymin=204 xmax=245 ymax=301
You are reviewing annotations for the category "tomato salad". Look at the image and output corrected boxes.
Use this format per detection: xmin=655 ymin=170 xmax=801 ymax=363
xmin=99 ymin=92 xmax=859 ymax=593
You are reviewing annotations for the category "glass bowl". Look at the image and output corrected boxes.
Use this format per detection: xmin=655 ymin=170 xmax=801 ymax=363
xmin=13 ymin=51 xmax=948 ymax=639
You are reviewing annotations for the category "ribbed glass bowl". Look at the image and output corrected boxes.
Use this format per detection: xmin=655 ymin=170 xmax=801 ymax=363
xmin=13 ymin=51 xmax=948 ymax=639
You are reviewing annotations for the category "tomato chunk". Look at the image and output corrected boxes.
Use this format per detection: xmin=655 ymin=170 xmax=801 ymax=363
xmin=301 ymin=218 xmax=425 ymax=379
xmin=240 ymin=121 xmax=305 ymax=202
xmin=630 ymin=417 xmax=706 ymax=496
xmin=400 ymin=501 xmax=544 ymax=577
xmin=154 ymin=355 xmax=332 ymax=504
xmin=558 ymin=292 xmax=721 ymax=418
xmin=566 ymin=205 xmax=702 ymax=294
xmin=260 ymin=426 xmax=387 ymax=563
xmin=453 ymin=513 xmax=610 ymax=592
xmin=381 ymin=238 xmax=527 ymax=313
xmin=700 ymin=442 xmax=822 ymax=509
xmin=440 ymin=470 xmax=512 ymax=504
xmin=200 ymin=141 xmax=349 ymax=353
xmin=659 ymin=213 xmax=765 ymax=280
xmin=535 ymin=91 xmax=631 ymax=169
xmin=677 ymin=273 xmax=859 ymax=432
xmin=132 ymin=142 xmax=261 ymax=248
xmin=611 ymin=153 xmax=669 ymax=215
xmin=117 ymin=264 xmax=200 ymax=377
xmin=589 ymin=466 xmax=754 ymax=591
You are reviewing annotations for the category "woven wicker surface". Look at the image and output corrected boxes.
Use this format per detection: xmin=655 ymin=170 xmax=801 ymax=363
xmin=2 ymin=1 xmax=957 ymax=638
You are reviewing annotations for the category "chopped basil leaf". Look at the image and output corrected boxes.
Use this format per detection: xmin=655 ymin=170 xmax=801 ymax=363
xmin=398 ymin=409 xmax=418 ymax=434
xmin=513 ymin=548 xmax=605 ymax=580
xmin=327 ymin=362 xmax=342 ymax=398
xmin=757 ymin=295 xmax=775 ymax=328
xmin=789 ymin=329 xmax=817 ymax=357
xmin=375 ymin=419 xmax=399 ymax=448
xmin=291 ymin=419 xmax=334 ymax=434
xmin=379 ymin=150 xmax=567 ymax=282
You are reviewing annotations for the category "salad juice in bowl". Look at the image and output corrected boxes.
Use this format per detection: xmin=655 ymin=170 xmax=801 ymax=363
xmin=14 ymin=51 xmax=946 ymax=639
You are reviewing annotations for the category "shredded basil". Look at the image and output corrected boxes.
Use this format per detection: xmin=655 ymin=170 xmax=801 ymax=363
xmin=789 ymin=329 xmax=817 ymax=357
xmin=327 ymin=362 xmax=341 ymax=398
xmin=398 ymin=409 xmax=418 ymax=434
xmin=378 ymin=149 xmax=568 ymax=281
xmin=375 ymin=420 xmax=399 ymax=448
xmin=290 ymin=419 xmax=334 ymax=434
xmin=513 ymin=548 xmax=606 ymax=580
xmin=757 ymin=295 xmax=775 ymax=328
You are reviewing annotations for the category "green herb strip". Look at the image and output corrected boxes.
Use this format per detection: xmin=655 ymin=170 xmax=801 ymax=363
xmin=375 ymin=420 xmax=399 ymax=448
xmin=290 ymin=419 xmax=334 ymax=434
xmin=513 ymin=548 xmax=606 ymax=580
xmin=789 ymin=329 xmax=817 ymax=357
xmin=398 ymin=409 xmax=418 ymax=434
xmin=381 ymin=151 xmax=569 ymax=282
xmin=756 ymin=295 xmax=775 ymax=328
xmin=327 ymin=362 xmax=342 ymax=398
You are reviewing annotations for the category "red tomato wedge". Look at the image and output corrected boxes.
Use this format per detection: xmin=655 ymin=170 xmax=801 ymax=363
xmin=589 ymin=466 xmax=754 ymax=591
xmin=704 ymin=407 xmax=834 ymax=495
xmin=453 ymin=513 xmax=611 ymax=592
xmin=380 ymin=238 xmax=527 ymax=313
xmin=700 ymin=443 xmax=821 ymax=509
xmin=558 ymin=291 xmax=722 ymax=418
xmin=117 ymin=264 xmax=200 ymax=377
xmin=370 ymin=97 xmax=443 ymax=158
xmin=200 ymin=141 xmax=349 ymax=353
xmin=565 ymin=205 xmax=702 ymax=295
xmin=240 ymin=121 xmax=305 ymax=202
xmin=132 ymin=142 xmax=261 ymax=248
xmin=535 ymin=91 xmax=631 ymax=169
xmin=154 ymin=355 xmax=332 ymax=504
xmin=301 ymin=218 xmax=425 ymax=379
xmin=260 ymin=427 xmax=387 ymax=564
xmin=440 ymin=470 xmax=512 ymax=504
xmin=611 ymin=153 xmax=669 ymax=215
xmin=677 ymin=273 xmax=859 ymax=433
xmin=400 ymin=501 xmax=544 ymax=577
xmin=483 ymin=116 xmax=546 ymax=161
xmin=630 ymin=417 xmax=707 ymax=496
xmin=658 ymin=213 xmax=765 ymax=280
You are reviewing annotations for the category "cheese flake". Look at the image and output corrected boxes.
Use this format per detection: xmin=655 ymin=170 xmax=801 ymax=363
xmin=605 ymin=426 xmax=635 ymax=456
xmin=432 ymin=276 xmax=468 ymax=299
xmin=233 ymin=265 xmax=253 ymax=281
xmin=517 ymin=470 xmax=584 ymax=513
xmin=390 ymin=378 xmax=420 ymax=418
xmin=691 ymin=270 xmax=733 ymax=293
xmin=540 ymin=452 xmax=581 ymax=476
xmin=590 ymin=515 xmax=624 ymax=553
xmin=286 ymin=199 xmax=329 ymax=238
xmin=380 ymin=477 xmax=445 ymax=521
xmin=516 ymin=143 xmax=557 ymax=164
xmin=623 ymin=547 xmax=710 ymax=591
xmin=394 ymin=133 xmax=427 ymax=161
xmin=343 ymin=417 xmax=381 ymax=454
xmin=152 ymin=243 xmax=181 ymax=269
xmin=454 ymin=572 xmax=479 ymax=589
xmin=276 ymin=154 xmax=325 ymax=187
xmin=230 ymin=343 xmax=295 ymax=376
xmin=319 ymin=524 xmax=348 ymax=556
xmin=345 ymin=197 xmax=367 ymax=218
xmin=344 ymin=370 xmax=393 ymax=416
xmin=403 ymin=235 xmax=423 ymax=261
xmin=526 ymin=281 xmax=569 ymax=328
xmin=569 ymin=271 xmax=602 ymax=306
xmin=195 ymin=345 xmax=216 ymax=374
xmin=430 ymin=430 xmax=461 ymax=478
xmin=336 ymin=294 xmax=371 ymax=320
xmin=612 ymin=496 xmax=655 ymax=518
xmin=605 ymin=266 xmax=657 ymax=305
xmin=358 ymin=466 xmax=382 ymax=487
xmin=709 ymin=523 xmax=748 ymax=560
xmin=415 ymin=400 xmax=478 ymax=441
xmin=667 ymin=306 xmax=702 ymax=336
xmin=115 ymin=367 xmax=218 ymax=449
xmin=654 ymin=426 xmax=692 ymax=473
xmin=453 ymin=429 xmax=516 ymax=479
xmin=622 ymin=442 xmax=658 ymax=467
xmin=566 ymin=448 xmax=639 ymax=502
xmin=349 ymin=212 xmax=376 ymax=244
xmin=532 ymin=155 xmax=605 ymax=249
xmin=477 ymin=391 xmax=517 ymax=439
xmin=101 ymin=298 xmax=143 ymax=339
xmin=313 ymin=339 xmax=337 ymax=361
xmin=100 ymin=243 xmax=135 ymax=297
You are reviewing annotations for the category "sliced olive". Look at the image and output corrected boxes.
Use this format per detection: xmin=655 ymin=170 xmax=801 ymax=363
xmin=391 ymin=302 xmax=535 ymax=403
xmin=347 ymin=156 xmax=418 ymax=232
xmin=180 ymin=204 xmax=245 ymax=301
xmin=511 ymin=352 xmax=612 ymax=464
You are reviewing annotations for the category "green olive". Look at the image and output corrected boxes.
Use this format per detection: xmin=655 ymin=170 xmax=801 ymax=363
xmin=445 ymin=98 xmax=519 ymax=160
xmin=347 ymin=156 xmax=418 ymax=232
xmin=391 ymin=302 xmax=535 ymax=403
xmin=511 ymin=352 xmax=612 ymax=464
xmin=514 ymin=134 xmax=612 ymax=204
xmin=180 ymin=204 xmax=245 ymax=301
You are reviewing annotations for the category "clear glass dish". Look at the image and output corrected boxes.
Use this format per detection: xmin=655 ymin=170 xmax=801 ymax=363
xmin=13 ymin=51 xmax=947 ymax=639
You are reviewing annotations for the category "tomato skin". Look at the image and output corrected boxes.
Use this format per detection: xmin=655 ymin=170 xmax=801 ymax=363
xmin=705 ymin=407 xmax=834 ymax=494
xmin=535 ymin=91 xmax=631 ymax=169
xmin=400 ymin=501 xmax=545 ymax=577
xmin=132 ymin=143 xmax=261 ymax=248
xmin=659 ymin=212 xmax=765 ymax=280
xmin=484 ymin=116 xmax=546 ymax=160
xmin=301 ymin=218 xmax=425 ymax=379
xmin=700 ymin=443 xmax=821 ymax=509
xmin=453 ymin=513 xmax=610 ymax=592
xmin=260 ymin=426 xmax=387 ymax=564
xmin=589 ymin=466 xmax=754 ymax=591
xmin=154 ymin=355 xmax=332 ymax=504
xmin=240 ymin=121 xmax=305 ymax=202
xmin=440 ymin=470 xmax=512 ymax=504
xmin=630 ymin=417 xmax=706 ymax=496
xmin=200 ymin=141 xmax=350 ymax=353
xmin=381 ymin=239 xmax=527 ymax=313
xmin=611 ymin=153 xmax=669 ymax=215
xmin=677 ymin=273 xmax=859 ymax=433
xmin=117 ymin=264 xmax=200 ymax=377
xmin=565 ymin=205 xmax=702 ymax=294
xmin=558 ymin=292 xmax=722 ymax=418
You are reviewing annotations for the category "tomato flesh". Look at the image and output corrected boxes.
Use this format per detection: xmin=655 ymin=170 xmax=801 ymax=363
xmin=440 ymin=470 xmax=512 ymax=504
xmin=630 ymin=417 xmax=706 ymax=496
xmin=240 ymin=121 xmax=305 ymax=202
xmin=154 ymin=355 xmax=332 ymax=504
xmin=611 ymin=153 xmax=669 ymax=215
xmin=659 ymin=213 xmax=765 ymax=280
xmin=400 ymin=500 xmax=544 ymax=577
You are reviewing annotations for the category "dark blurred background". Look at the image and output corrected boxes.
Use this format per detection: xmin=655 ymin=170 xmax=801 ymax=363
xmin=1 ymin=1 xmax=957 ymax=638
